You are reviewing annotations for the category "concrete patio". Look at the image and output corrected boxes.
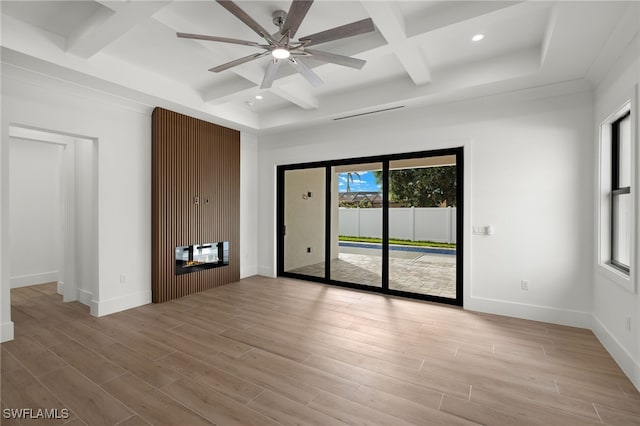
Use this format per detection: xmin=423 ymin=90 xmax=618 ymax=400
xmin=289 ymin=244 xmax=457 ymax=299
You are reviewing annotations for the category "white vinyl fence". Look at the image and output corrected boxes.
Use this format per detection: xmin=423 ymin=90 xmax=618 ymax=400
xmin=339 ymin=207 xmax=456 ymax=243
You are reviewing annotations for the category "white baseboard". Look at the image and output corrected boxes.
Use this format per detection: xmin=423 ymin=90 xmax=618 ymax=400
xmin=77 ymin=288 xmax=93 ymax=306
xmin=57 ymin=281 xmax=63 ymax=295
xmin=240 ymin=265 xmax=258 ymax=279
xmin=92 ymin=289 xmax=151 ymax=317
xmin=592 ymin=314 xmax=640 ymax=392
xmin=10 ymin=271 xmax=59 ymax=288
xmin=257 ymin=266 xmax=276 ymax=278
xmin=1 ymin=321 xmax=14 ymax=342
xmin=465 ymin=296 xmax=592 ymax=329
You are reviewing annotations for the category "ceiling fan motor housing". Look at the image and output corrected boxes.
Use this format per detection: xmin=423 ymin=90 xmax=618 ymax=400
xmin=272 ymin=10 xmax=287 ymax=30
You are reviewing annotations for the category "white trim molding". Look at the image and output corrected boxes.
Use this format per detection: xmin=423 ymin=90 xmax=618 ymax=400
xmin=92 ymin=290 xmax=151 ymax=317
xmin=1 ymin=321 xmax=15 ymax=343
xmin=596 ymin=99 xmax=636 ymax=294
xmin=10 ymin=271 xmax=60 ymax=288
xmin=592 ymin=314 xmax=640 ymax=391
xmin=77 ymin=288 xmax=93 ymax=306
xmin=466 ymin=296 xmax=592 ymax=329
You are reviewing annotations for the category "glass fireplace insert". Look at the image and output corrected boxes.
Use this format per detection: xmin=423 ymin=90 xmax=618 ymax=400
xmin=175 ymin=241 xmax=229 ymax=275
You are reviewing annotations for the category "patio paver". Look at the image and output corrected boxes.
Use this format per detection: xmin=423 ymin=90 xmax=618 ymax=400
xmin=288 ymin=246 xmax=456 ymax=299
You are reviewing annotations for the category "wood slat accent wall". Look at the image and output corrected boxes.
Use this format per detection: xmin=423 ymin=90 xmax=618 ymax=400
xmin=151 ymin=107 xmax=240 ymax=303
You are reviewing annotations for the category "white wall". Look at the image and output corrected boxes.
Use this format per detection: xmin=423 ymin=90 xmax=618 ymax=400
xmin=75 ymin=139 xmax=99 ymax=303
xmin=258 ymin=85 xmax=595 ymax=328
xmin=0 ymin=52 xmax=10 ymax=341
xmin=1 ymin=69 xmax=151 ymax=318
xmin=1 ymin=65 xmax=258 ymax=342
xmin=240 ymin=132 xmax=258 ymax=278
xmin=283 ymin=168 xmax=326 ymax=271
xmin=9 ymin=138 xmax=63 ymax=287
xmin=592 ymin=33 xmax=640 ymax=390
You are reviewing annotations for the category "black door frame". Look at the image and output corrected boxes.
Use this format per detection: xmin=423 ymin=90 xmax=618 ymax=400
xmin=277 ymin=147 xmax=464 ymax=306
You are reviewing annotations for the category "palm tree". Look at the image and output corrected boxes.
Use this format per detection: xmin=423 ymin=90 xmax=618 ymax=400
xmin=345 ymin=171 xmax=361 ymax=192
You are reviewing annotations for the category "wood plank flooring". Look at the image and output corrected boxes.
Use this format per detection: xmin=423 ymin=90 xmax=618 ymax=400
xmin=2 ymin=276 xmax=639 ymax=425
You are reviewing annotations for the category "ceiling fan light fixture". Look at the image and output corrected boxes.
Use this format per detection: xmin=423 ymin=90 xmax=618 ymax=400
xmin=272 ymin=48 xmax=291 ymax=59
xmin=178 ymin=1 xmax=377 ymax=88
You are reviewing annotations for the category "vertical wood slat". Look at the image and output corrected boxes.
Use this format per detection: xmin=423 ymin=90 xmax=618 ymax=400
xmin=151 ymin=107 xmax=240 ymax=303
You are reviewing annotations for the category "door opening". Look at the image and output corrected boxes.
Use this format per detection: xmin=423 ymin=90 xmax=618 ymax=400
xmin=8 ymin=125 xmax=98 ymax=306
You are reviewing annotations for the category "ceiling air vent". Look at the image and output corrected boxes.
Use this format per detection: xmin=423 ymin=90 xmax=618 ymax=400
xmin=333 ymin=106 xmax=405 ymax=121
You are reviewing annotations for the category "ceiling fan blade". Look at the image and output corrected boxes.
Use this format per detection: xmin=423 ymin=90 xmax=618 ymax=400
xmin=261 ymin=59 xmax=282 ymax=89
xmin=216 ymin=1 xmax=276 ymax=44
xmin=177 ymin=32 xmax=265 ymax=48
xmin=281 ymin=0 xmax=313 ymax=39
xmin=209 ymin=51 xmax=270 ymax=73
xmin=299 ymin=18 xmax=375 ymax=47
xmin=302 ymin=49 xmax=366 ymax=69
xmin=287 ymin=57 xmax=323 ymax=87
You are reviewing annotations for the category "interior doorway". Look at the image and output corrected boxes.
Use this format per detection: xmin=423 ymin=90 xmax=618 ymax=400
xmin=277 ymin=148 xmax=463 ymax=306
xmin=8 ymin=125 xmax=98 ymax=305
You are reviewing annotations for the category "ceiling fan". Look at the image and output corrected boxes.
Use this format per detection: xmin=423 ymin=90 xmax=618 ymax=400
xmin=177 ymin=0 xmax=375 ymax=89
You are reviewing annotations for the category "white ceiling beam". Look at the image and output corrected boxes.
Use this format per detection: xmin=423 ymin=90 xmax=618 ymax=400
xmin=204 ymin=72 xmax=319 ymax=111
xmin=224 ymin=60 xmax=320 ymax=110
xmin=586 ymin=2 xmax=640 ymax=85
xmin=66 ymin=1 xmax=170 ymax=59
xmin=361 ymin=2 xmax=432 ymax=86
xmin=537 ymin=1 xmax=632 ymax=81
xmin=259 ymin=46 xmax=544 ymax=130
xmin=273 ymin=84 xmax=319 ymax=110
xmin=404 ymin=1 xmax=524 ymax=38
xmin=539 ymin=3 xmax=558 ymax=69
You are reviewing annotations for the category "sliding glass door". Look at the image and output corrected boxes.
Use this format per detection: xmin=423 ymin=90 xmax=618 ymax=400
xmin=278 ymin=148 xmax=463 ymax=306
xmin=331 ymin=163 xmax=383 ymax=288
xmin=282 ymin=167 xmax=326 ymax=278
xmin=388 ymin=156 xmax=458 ymax=300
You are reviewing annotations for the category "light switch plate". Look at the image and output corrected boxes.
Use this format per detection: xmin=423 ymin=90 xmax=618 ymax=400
xmin=473 ymin=225 xmax=493 ymax=236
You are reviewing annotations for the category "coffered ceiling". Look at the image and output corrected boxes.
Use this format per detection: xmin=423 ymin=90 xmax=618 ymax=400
xmin=1 ymin=1 xmax=638 ymax=133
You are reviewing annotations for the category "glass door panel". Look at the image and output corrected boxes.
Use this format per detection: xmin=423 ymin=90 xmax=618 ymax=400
xmin=283 ymin=168 xmax=326 ymax=278
xmin=387 ymin=156 xmax=458 ymax=299
xmin=331 ymin=163 xmax=383 ymax=287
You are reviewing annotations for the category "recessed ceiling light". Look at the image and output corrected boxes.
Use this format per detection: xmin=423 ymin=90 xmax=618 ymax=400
xmin=472 ymin=34 xmax=484 ymax=42
xmin=255 ymin=95 xmax=263 ymax=100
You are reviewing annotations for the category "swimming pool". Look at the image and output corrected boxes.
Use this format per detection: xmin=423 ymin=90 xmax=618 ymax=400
xmin=339 ymin=241 xmax=456 ymax=256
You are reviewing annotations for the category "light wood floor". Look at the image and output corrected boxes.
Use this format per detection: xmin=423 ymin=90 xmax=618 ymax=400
xmin=2 ymin=276 xmax=639 ymax=425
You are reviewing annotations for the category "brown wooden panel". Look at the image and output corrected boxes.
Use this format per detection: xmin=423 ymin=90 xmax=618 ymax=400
xmin=151 ymin=107 xmax=240 ymax=303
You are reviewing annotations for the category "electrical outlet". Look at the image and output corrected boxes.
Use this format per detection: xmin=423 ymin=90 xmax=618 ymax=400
xmin=626 ymin=316 xmax=632 ymax=331
xmin=521 ymin=280 xmax=529 ymax=290
xmin=307 ymin=247 xmax=312 ymax=253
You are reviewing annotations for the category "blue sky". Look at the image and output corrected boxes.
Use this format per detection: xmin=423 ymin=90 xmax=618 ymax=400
xmin=338 ymin=171 xmax=381 ymax=192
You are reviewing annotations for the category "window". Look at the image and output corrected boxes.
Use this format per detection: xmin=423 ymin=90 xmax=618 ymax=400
xmin=598 ymin=99 xmax=635 ymax=291
xmin=611 ymin=111 xmax=631 ymax=273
